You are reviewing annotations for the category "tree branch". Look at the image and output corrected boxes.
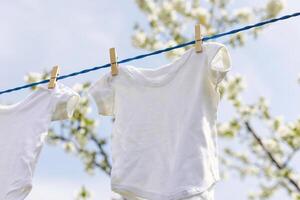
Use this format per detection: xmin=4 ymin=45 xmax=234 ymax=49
xmin=90 ymin=135 xmax=112 ymax=175
xmin=245 ymin=121 xmax=300 ymax=193
xmin=50 ymin=135 xmax=111 ymax=176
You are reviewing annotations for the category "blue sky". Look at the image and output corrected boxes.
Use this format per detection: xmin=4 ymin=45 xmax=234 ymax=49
xmin=0 ymin=0 xmax=300 ymax=199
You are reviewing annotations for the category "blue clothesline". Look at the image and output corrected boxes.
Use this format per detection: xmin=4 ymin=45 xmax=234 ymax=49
xmin=1 ymin=12 xmax=300 ymax=96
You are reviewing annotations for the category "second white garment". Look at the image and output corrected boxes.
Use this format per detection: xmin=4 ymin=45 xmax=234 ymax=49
xmin=0 ymin=83 xmax=80 ymax=200
xmin=89 ymin=42 xmax=231 ymax=200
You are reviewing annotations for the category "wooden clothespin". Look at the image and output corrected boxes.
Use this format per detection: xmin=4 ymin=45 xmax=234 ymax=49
xmin=110 ymin=47 xmax=118 ymax=76
xmin=195 ymin=24 xmax=203 ymax=53
xmin=48 ymin=65 xmax=60 ymax=89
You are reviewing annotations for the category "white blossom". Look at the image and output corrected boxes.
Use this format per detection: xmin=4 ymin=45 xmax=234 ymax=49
xmin=162 ymin=1 xmax=173 ymax=12
xmin=173 ymin=0 xmax=191 ymax=13
xmin=136 ymin=0 xmax=156 ymax=13
xmin=218 ymin=122 xmax=231 ymax=133
xmin=63 ymin=142 xmax=75 ymax=153
xmin=24 ymin=72 xmax=43 ymax=83
xmin=264 ymin=139 xmax=277 ymax=151
xmin=191 ymin=7 xmax=210 ymax=24
xmin=132 ymin=31 xmax=147 ymax=47
xmin=153 ymin=40 xmax=164 ymax=49
xmin=277 ymin=125 xmax=290 ymax=138
xmin=234 ymin=8 xmax=253 ymax=23
xmin=148 ymin=14 xmax=158 ymax=22
xmin=238 ymin=105 xmax=256 ymax=119
xmin=291 ymin=192 xmax=300 ymax=200
xmin=269 ymin=115 xmax=284 ymax=131
xmin=266 ymin=0 xmax=285 ymax=17
xmin=220 ymin=8 xmax=229 ymax=19
xmin=146 ymin=0 xmax=156 ymax=13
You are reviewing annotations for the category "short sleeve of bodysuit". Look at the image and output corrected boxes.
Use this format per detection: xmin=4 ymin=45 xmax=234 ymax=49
xmin=207 ymin=43 xmax=232 ymax=88
xmin=88 ymin=73 xmax=115 ymax=116
xmin=51 ymin=83 xmax=81 ymax=121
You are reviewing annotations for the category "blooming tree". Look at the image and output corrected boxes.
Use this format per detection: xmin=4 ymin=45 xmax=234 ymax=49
xmin=25 ymin=0 xmax=300 ymax=199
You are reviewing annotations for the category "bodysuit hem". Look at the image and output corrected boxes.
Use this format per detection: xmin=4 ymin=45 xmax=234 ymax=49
xmin=112 ymin=177 xmax=220 ymax=200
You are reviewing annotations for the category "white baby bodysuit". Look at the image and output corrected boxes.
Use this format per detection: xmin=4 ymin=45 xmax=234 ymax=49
xmin=0 ymin=83 xmax=80 ymax=200
xmin=89 ymin=42 xmax=231 ymax=200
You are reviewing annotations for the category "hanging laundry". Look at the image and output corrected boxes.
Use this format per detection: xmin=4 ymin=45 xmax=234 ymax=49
xmin=88 ymin=41 xmax=231 ymax=200
xmin=0 ymin=83 xmax=80 ymax=200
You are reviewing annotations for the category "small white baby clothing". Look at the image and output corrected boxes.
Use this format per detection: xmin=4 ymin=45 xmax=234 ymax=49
xmin=0 ymin=83 xmax=80 ymax=200
xmin=89 ymin=42 xmax=231 ymax=200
